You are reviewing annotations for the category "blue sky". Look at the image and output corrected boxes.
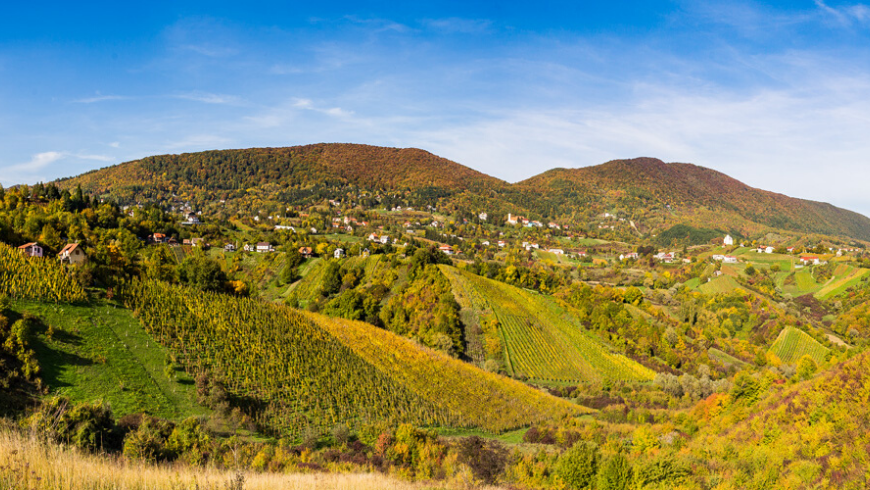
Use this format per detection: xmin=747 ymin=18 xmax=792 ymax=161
xmin=3 ymin=1 xmax=870 ymax=214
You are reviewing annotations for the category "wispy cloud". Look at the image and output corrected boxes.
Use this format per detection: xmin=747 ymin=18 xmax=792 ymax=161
xmin=422 ymin=18 xmax=492 ymax=34
xmin=292 ymin=98 xmax=354 ymax=117
xmin=72 ymin=94 xmax=130 ymax=104
xmin=174 ymin=91 xmax=243 ymax=105
xmin=815 ymin=0 xmax=870 ymax=25
xmin=342 ymin=15 xmax=411 ymax=33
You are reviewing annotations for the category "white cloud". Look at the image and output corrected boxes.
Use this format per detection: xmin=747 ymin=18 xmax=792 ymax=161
xmin=0 ymin=151 xmax=66 ymax=186
xmin=815 ymin=0 xmax=870 ymax=25
xmin=73 ymin=94 xmax=130 ymax=104
xmin=174 ymin=92 xmax=243 ymax=105
xmin=422 ymin=18 xmax=492 ymax=34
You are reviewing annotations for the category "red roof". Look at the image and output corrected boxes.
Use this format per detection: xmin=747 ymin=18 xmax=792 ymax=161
xmin=18 ymin=242 xmax=38 ymax=249
xmin=60 ymin=243 xmax=79 ymax=254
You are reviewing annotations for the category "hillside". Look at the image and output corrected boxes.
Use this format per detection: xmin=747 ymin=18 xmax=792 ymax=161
xmin=690 ymin=352 xmax=870 ymax=487
xmin=55 ymin=146 xmax=870 ymax=241
xmin=119 ymin=279 xmax=584 ymax=435
xmin=439 ymin=265 xmax=655 ymax=384
xmin=59 ymin=143 xmax=507 ymax=198
xmin=517 ymin=157 xmax=870 ymax=241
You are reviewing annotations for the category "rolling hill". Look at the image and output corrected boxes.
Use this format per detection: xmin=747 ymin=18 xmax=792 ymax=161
xmin=439 ymin=265 xmax=655 ymax=384
xmin=55 ymin=145 xmax=870 ymax=241
xmin=517 ymin=157 xmax=870 ymax=241
xmin=118 ymin=279 xmax=585 ymax=435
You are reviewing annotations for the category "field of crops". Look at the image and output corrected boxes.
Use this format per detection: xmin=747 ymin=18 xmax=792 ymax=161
xmin=119 ymin=279 xmax=577 ymax=435
xmin=439 ymin=265 xmax=654 ymax=384
xmin=698 ymin=275 xmax=741 ymax=295
xmin=0 ymin=243 xmax=86 ymax=303
xmin=816 ymin=266 xmax=869 ymax=299
xmin=768 ymin=327 xmax=830 ymax=365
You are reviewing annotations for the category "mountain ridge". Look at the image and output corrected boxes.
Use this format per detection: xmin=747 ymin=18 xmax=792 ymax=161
xmin=55 ymin=144 xmax=870 ymax=241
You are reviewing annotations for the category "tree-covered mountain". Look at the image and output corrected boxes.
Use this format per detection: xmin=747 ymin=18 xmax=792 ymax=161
xmin=56 ymin=145 xmax=870 ymax=241
xmin=517 ymin=157 xmax=870 ymax=241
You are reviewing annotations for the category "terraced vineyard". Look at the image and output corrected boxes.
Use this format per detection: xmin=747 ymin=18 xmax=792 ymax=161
xmin=439 ymin=265 xmax=654 ymax=384
xmin=768 ymin=327 xmax=830 ymax=364
xmin=119 ymin=279 xmax=579 ymax=435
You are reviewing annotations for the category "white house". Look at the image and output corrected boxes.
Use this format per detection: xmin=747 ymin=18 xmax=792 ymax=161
xmin=800 ymin=256 xmax=822 ymax=265
xmin=478 ymin=212 xmax=488 ymax=221
xmin=334 ymin=248 xmax=345 ymax=259
xmin=18 ymin=242 xmax=43 ymax=258
xmin=712 ymin=254 xmax=726 ymax=261
xmin=243 ymin=243 xmax=253 ymax=252
xmin=380 ymin=235 xmax=390 ymax=245
xmin=723 ymin=255 xmax=738 ymax=264
xmin=256 ymin=242 xmax=273 ymax=253
xmin=723 ymin=235 xmax=734 ymax=246
xmin=58 ymin=243 xmax=86 ymax=265
xmin=439 ymin=245 xmax=454 ymax=255
xmin=548 ymin=249 xmax=565 ymax=255
xmin=224 ymin=243 xmax=236 ymax=252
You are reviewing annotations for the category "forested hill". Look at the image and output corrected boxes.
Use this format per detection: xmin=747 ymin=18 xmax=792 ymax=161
xmin=60 ymin=143 xmax=507 ymax=196
xmin=517 ymin=157 xmax=870 ymax=241
xmin=57 ymin=145 xmax=870 ymax=241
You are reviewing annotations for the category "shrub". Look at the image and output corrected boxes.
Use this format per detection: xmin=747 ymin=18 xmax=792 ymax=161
xmin=122 ymin=416 xmax=175 ymax=462
xmin=455 ymin=436 xmax=509 ymax=484
xmin=556 ymin=441 xmax=600 ymax=489
xmin=26 ymin=397 xmax=118 ymax=452
xmin=597 ymin=453 xmax=632 ymax=490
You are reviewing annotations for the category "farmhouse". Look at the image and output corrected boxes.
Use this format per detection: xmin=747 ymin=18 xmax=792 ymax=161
xmin=655 ymin=252 xmax=675 ymax=263
xmin=506 ymin=213 xmax=522 ymax=225
xmin=577 ymin=250 xmax=588 ymax=257
xmin=58 ymin=243 xmax=85 ymax=265
xmin=439 ymin=245 xmax=454 ymax=255
xmin=723 ymin=255 xmax=738 ymax=264
xmin=548 ymin=249 xmax=565 ymax=255
xmin=183 ymin=212 xmax=201 ymax=225
xmin=256 ymin=242 xmax=273 ymax=253
xmin=18 ymin=242 xmax=43 ymax=258
xmin=800 ymin=256 xmax=822 ymax=265
xmin=224 ymin=243 xmax=236 ymax=252
xmin=150 ymin=233 xmax=167 ymax=244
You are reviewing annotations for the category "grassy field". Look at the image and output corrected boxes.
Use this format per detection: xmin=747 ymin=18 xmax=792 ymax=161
xmin=0 ymin=426 xmax=481 ymax=490
xmin=439 ymin=265 xmax=654 ymax=384
xmin=768 ymin=327 xmax=830 ymax=365
xmin=698 ymin=275 xmax=742 ymax=295
xmin=11 ymin=299 xmax=208 ymax=421
xmin=707 ymin=348 xmax=749 ymax=368
xmin=535 ymin=250 xmax=578 ymax=265
xmin=815 ymin=267 xmax=869 ymax=299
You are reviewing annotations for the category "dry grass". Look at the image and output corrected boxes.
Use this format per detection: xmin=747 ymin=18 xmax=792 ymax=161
xmin=0 ymin=427 xmax=492 ymax=490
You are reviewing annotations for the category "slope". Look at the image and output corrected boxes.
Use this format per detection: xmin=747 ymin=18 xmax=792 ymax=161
xmin=517 ymin=157 xmax=870 ymax=240
xmin=58 ymin=144 xmax=507 ymax=199
xmin=10 ymin=299 xmax=208 ymax=421
xmin=439 ymin=265 xmax=654 ymax=384
xmin=691 ymin=352 xmax=870 ymax=487
xmin=768 ymin=326 xmax=830 ymax=364
xmin=118 ymin=280 xmax=584 ymax=436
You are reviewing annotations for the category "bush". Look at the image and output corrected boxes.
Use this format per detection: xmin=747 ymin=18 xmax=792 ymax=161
xmin=556 ymin=441 xmax=600 ymax=489
xmin=455 ymin=436 xmax=509 ymax=484
xmin=26 ymin=397 xmax=118 ymax=452
xmin=122 ymin=416 xmax=175 ymax=462
xmin=597 ymin=453 xmax=632 ymax=490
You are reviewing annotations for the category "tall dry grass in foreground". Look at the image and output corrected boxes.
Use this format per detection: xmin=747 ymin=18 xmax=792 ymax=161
xmin=0 ymin=428 xmax=498 ymax=490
